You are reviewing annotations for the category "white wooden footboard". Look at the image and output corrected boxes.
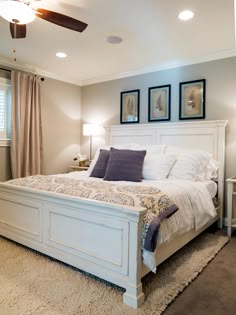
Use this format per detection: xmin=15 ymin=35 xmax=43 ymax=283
xmin=0 ymin=184 xmax=146 ymax=308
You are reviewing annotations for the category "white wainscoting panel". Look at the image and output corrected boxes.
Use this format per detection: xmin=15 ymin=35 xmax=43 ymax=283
xmin=0 ymin=192 xmax=43 ymax=241
xmin=45 ymin=203 xmax=129 ymax=275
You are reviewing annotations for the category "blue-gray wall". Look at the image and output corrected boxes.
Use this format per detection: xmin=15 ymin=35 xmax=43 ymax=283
xmin=81 ymin=56 xmax=236 ymax=178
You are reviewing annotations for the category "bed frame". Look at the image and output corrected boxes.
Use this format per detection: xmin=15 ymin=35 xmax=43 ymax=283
xmin=0 ymin=120 xmax=227 ymax=308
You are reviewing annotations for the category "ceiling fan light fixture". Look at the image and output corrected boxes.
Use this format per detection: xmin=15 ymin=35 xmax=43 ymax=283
xmin=0 ymin=1 xmax=35 ymax=25
xmin=178 ymin=10 xmax=194 ymax=21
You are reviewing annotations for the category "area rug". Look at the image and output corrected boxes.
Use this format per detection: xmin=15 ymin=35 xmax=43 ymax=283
xmin=0 ymin=233 xmax=228 ymax=315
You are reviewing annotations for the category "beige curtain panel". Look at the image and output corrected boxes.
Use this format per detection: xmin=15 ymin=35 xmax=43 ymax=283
xmin=11 ymin=71 xmax=44 ymax=178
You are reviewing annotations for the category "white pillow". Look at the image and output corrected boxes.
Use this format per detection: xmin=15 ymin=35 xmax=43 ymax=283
xmin=143 ymin=153 xmax=176 ymax=180
xmin=166 ymin=147 xmax=212 ymax=181
xmin=130 ymin=143 xmax=166 ymax=154
xmin=197 ymin=159 xmax=220 ymax=181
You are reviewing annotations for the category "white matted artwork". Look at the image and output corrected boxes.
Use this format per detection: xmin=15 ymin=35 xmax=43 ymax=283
xmin=120 ymin=89 xmax=139 ymax=124
xmin=179 ymin=79 xmax=205 ymax=120
xmin=148 ymin=85 xmax=171 ymax=121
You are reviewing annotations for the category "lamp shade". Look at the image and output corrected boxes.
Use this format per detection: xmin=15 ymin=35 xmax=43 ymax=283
xmin=83 ymin=124 xmax=93 ymax=136
xmin=83 ymin=123 xmax=101 ymax=136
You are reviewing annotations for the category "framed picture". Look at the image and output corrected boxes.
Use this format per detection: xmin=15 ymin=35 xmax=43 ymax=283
xmin=179 ymin=79 xmax=206 ymax=120
xmin=148 ymin=85 xmax=171 ymax=122
xmin=120 ymin=89 xmax=140 ymax=124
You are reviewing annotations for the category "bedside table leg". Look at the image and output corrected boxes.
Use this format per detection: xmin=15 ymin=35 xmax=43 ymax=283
xmin=227 ymin=182 xmax=233 ymax=237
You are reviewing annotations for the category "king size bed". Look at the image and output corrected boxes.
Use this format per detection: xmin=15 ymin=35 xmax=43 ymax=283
xmin=0 ymin=120 xmax=227 ymax=308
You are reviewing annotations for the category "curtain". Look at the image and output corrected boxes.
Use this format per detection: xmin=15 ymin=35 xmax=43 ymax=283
xmin=11 ymin=71 xmax=44 ymax=178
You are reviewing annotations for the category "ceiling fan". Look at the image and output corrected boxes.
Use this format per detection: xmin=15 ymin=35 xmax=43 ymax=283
xmin=0 ymin=0 xmax=88 ymax=39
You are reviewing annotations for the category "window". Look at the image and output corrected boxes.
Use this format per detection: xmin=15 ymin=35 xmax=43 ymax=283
xmin=0 ymin=76 xmax=11 ymax=145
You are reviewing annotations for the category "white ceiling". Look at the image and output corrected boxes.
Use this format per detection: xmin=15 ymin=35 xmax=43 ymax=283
xmin=0 ymin=0 xmax=235 ymax=86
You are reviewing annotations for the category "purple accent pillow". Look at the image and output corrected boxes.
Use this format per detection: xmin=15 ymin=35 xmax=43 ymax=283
xmin=104 ymin=148 xmax=146 ymax=182
xmin=90 ymin=149 xmax=110 ymax=178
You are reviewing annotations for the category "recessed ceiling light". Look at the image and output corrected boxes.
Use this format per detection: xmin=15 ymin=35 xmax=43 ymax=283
xmin=105 ymin=36 xmax=123 ymax=44
xmin=178 ymin=10 xmax=194 ymax=21
xmin=56 ymin=52 xmax=67 ymax=58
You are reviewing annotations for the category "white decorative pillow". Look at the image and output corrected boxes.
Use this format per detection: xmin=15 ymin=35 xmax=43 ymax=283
xmin=167 ymin=148 xmax=212 ymax=181
xmin=143 ymin=153 xmax=176 ymax=180
xmin=197 ymin=159 xmax=220 ymax=181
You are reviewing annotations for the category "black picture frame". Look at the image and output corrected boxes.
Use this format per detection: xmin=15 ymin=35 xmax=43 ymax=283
xmin=120 ymin=89 xmax=140 ymax=124
xmin=148 ymin=84 xmax=171 ymax=122
xmin=179 ymin=79 xmax=206 ymax=120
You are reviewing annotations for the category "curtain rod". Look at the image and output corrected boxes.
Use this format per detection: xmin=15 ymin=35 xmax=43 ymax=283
xmin=0 ymin=67 xmax=45 ymax=81
xmin=0 ymin=67 xmax=10 ymax=72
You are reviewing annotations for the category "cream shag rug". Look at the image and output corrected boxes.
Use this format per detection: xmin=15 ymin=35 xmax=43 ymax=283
xmin=0 ymin=233 xmax=228 ymax=315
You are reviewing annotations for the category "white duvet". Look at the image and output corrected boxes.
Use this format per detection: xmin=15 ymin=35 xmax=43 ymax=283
xmin=61 ymin=171 xmax=217 ymax=271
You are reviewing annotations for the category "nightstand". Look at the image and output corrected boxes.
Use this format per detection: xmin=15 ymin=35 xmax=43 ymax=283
xmin=226 ymin=176 xmax=236 ymax=236
xmin=69 ymin=166 xmax=89 ymax=172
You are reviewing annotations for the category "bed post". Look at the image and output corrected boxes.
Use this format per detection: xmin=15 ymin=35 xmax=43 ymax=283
xmin=216 ymin=120 xmax=227 ymax=228
xmin=123 ymin=212 xmax=145 ymax=308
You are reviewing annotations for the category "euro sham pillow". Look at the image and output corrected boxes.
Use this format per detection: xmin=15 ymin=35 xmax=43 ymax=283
xmin=166 ymin=147 xmax=212 ymax=181
xmin=90 ymin=149 xmax=110 ymax=178
xmin=104 ymin=148 xmax=146 ymax=182
xmin=129 ymin=143 xmax=166 ymax=154
xmin=142 ymin=153 xmax=176 ymax=180
xmin=197 ymin=158 xmax=220 ymax=181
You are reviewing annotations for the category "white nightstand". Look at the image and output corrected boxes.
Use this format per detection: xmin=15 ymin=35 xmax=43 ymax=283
xmin=226 ymin=176 xmax=236 ymax=236
xmin=69 ymin=166 xmax=89 ymax=172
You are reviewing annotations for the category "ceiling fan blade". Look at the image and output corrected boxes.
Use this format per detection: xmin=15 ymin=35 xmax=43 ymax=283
xmin=35 ymin=8 xmax=88 ymax=33
xmin=10 ymin=23 xmax=26 ymax=39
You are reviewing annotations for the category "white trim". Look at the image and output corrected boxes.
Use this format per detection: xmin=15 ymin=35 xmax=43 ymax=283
xmin=0 ymin=139 xmax=10 ymax=147
xmin=234 ymin=0 xmax=236 ymax=48
xmin=0 ymin=57 xmax=82 ymax=86
xmin=80 ymin=49 xmax=236 ymax=86
xmin=1 ymin=49 xmax=236 ymax=87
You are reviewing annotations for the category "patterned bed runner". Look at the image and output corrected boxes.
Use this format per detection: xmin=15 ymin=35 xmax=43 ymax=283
xmin=7 ymin=175 xmax=178 ymax=252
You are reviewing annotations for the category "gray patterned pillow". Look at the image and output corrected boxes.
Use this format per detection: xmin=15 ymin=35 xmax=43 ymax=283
xmin=104 ymin=148 xmax=146 ymax=182
xmin=90 ymin=149 xmax=110 ymax=178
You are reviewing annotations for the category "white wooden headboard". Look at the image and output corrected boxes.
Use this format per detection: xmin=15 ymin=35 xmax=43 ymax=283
xmin=105 ymin=120 xmax=228 ymax=226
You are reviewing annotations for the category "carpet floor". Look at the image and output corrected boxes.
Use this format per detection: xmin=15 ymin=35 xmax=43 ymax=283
xmin=0 ymin=233 xmax=229 ymax=315
xmin=164 ymin=231 xmax=236 ymax=315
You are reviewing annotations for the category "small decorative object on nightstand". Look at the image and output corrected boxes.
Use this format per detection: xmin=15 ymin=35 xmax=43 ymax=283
xmin=73 ymin=153 xmax=89 ymax=166
xmin=69 ymin=166 xmax=89 ymax=172
xmin=226 ymin=176 xmax=236 ymax=236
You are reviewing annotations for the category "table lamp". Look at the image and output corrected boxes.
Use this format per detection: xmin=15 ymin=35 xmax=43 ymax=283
xmin=83 ymin=123 xmax=94 ymax=161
